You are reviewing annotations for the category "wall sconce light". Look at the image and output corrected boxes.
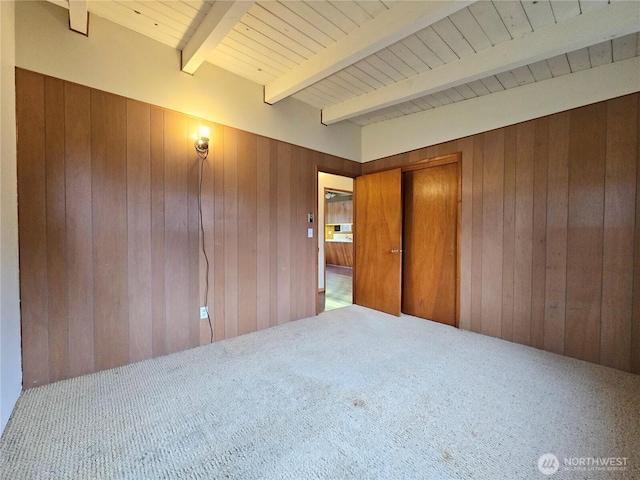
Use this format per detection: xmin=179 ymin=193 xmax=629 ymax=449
xmin=195 ymin=126 xmax=210 ymax=154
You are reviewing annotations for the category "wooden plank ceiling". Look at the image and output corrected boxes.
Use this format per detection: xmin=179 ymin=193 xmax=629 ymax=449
xmin=51 ymin=0 xmax=640 ymax=126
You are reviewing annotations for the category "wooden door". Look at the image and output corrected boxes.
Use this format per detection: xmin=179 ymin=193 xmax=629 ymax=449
xmin=354 ymin=169 xmax=403 ymax=315
xmin=403 ymin=163 xmax=458 ymax=326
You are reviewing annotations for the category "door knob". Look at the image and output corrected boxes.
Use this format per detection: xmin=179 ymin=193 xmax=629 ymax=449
xmin=391 ymin=249 xmax=403 ymax=254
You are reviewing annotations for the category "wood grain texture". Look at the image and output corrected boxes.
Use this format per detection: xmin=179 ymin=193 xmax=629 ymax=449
xmin=325 ymin=242 xmax=354 ymax=267
xmin=276 ymin=142 xmax=292 ymax=325
xmin=212 ymin=123 xmax=226 ymax=341
xmin=531 ymin=117 xmax=549 ymax=350
xmin=187 ymin=118 xmax=201 ymax=349
xmin=633 ymin=93 xmax=640 ymax=374
xmin=354 ymin=169 xmax=403 ymax=316
xmin=16 ymin=69 xmax=49 ymax=388
xmin=600 ymin=95 xmax=637 ymax=371
xmin=353 ymin=94 xmax=639 ymax=373
xmin=238 ymin=130 xmax=257 ymax=336
xmin=513 ymin=121 xmax=535 ymax=346
xmin=458 ymin=137 xmax=474 ymax=331
xmin=150 ymin=106 xmax=166 ymax=356
xmin=544 ymin=112 xmax=570 ymax=355
xmin=403 ymin=164 xmax=458 ymax=326
xmin=164 ymin=110 xmax=191 ymax=354
xmin=268 ymin=139 xmax=279 ymax=327
xmin=256 ymin=136 xmax=271 ymax=331
xmin=501 ymin=125 xmax=517 ymax=342
xmin=91 ymin=90 xmax=129 ymax=371
xmin=470 ymin=136 xmax=483 ymax=333
xmin=44 ymin=76 xmax=68 ymax=383
xmin=566 ymin=103 xmax=606 ymax=364
xmin=126 ymin=99 xmax=152 ymax=362
xmin=198 ymin=121 xmax=215 ymax=345
xmin=223 ymin=127 xmax=239 ymax=338
xmin=16 ymin=69 xmax=640 ymax=388
xmin=64 ymin=81 xmax=95 ymax=379
xmin=480 ymin=129 xmax=504 ymax=337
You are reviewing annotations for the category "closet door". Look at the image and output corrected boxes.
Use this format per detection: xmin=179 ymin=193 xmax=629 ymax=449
xmin=354 ymin=169 xmax=403 ymax=316
xmin=403 ymin=163 xmax=458 ymax=326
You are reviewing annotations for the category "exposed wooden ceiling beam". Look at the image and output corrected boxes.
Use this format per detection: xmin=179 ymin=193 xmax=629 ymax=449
xmin=182 ymin=1 xmax=255 ymax=75
xmin=68 ymin=0 xmax=88 ymax=35
xmin=321 ymin=1 xmax=640 ymax=125
xmin=263 ymin=1 xmax=474 ymax=105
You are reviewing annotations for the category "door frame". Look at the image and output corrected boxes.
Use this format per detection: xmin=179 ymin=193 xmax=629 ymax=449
xmin=358 ymin=152 xmax=462 ymax=327
xmin=315 ymin=167 xmax=358 ymax=316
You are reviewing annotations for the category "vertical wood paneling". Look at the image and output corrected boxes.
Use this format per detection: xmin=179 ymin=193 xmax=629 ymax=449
xmin=501 ymin=125 xmax=517 ymax=342
xmin=198 ymin=121 xmax=215 ymax=345
xmin=44 ymin=76 xmax=68 ymax=383
xmin=633 ymin=94 xmax=640 ymax=374
xmin=187 ymin=118 xmax=201 ymax=348
xmin=64 ymin=81 xmax=94 ymax=379
xmin=164 ymin=110 xmax=190 ymax=353
xmin=458 ymin=137 xmax=474 ymax=331
xmin=544 ymin=112 xmax=570 ymax=355
xmin=126 ymin=100 xmax=152 ymax=362
xmin=150 ymin=106 xmax=166 ymax=356
xmin=277 ymin=142 xmax=292 ymax=325
xmin=212 ymin=123 xmax=226 ymax=341
xmin=513 ymin=121 xmax=535 ymax=346
xmin=16 ymin=69 xmax=49 ymax=388
xmin=238 ymin=130 xmax=258 ymax=335
xmin=268 ymin=139 xmax=279 ymax=327
xmin=531 ymin=118 xmax=549 ymax=349
xmin=566 ymin=103 xmax=607 ymax=364
xmin=223 ymin=126 xmax=239 ymax=339
xmin=91 ymin=90 xmax=129 ymax=371
xmin=600 ymin=95 xmax=637 ymax=370
xmin=470 ymin=136 xmax=483 ymax=333
xmin=480 ymin=129 xmax=504 ymax=338
xmin=256 ymin=136 xmax=271 ymax=331
xmin=17 ymin=70 xmax=640 ymax=389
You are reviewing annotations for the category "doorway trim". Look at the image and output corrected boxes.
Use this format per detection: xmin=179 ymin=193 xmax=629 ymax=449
xmin=358 ymin=152 xmax=462 ymax=327
xmin=315 ymin=167 xmax=358 ymax=316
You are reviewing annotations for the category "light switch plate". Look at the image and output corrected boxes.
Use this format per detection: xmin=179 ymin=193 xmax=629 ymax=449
xmin=308 ymin=228 xmax=314 ymax=238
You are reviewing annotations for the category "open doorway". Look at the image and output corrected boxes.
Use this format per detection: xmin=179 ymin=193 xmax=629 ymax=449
xmin=318 ymin=173 xmax=353 ymax=313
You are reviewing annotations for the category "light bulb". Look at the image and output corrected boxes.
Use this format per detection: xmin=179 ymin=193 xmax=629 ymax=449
xmin=199 ymin=126 xmax=210 ymax=140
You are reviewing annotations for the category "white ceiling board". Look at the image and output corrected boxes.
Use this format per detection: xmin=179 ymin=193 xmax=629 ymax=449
xmin=400 ymin=35 xmax=445 ymax=69
xmin=521 ymin=1 xmax=556 ymax=30
xmin=492 ymin=0 xmax=532 ymax=38
xmin=528 ymin=60 xmax=554 ymax=81
xmin=263 ymin=1 xmax=473 ymax=104
xmin=431 ymin=17 xmax=476 ymax=58
xmin=321 ymin=0 xmax=640 ymax=124
xmin=467 ymin=1 xmax=512 ymax=45
xmin=549 ymin=0 xmax=581 ymax=22
xmin=467 ymin=79 xmax=492 ymax=96
xmin=546 ymin=54 xmax=572 ymax=76
xmin=182 ymin=1 xmax=255 ymax=74
xmin=47 ymin=0 xmax=640 ymax=132
xmin=449 ymin=7 xmax=493 ymax=52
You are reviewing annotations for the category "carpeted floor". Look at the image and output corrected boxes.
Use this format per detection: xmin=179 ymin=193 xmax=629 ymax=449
xmin=1 ymin=305 xmax=638 ymax=479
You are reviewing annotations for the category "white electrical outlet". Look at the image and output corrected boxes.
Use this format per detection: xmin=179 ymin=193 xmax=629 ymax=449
xmin=200 ymin=306 xmax=208 ymax=319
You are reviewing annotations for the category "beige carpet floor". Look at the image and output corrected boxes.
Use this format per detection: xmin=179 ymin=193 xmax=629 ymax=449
xmin=1 ymin=305 xmax=638 ymax=479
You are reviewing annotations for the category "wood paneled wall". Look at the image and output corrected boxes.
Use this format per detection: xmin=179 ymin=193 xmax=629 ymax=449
xmin=16 ymin=69 xmax=360 ymax=388
xmin=363 ymin=93 xmax=640 ymax=374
